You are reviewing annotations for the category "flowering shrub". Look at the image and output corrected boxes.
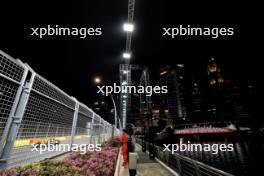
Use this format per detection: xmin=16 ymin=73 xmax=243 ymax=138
xmin=68 ymin=147 xmax=118 ymax=176
xmin=0 ymin=161 xmax=83 ymax=176
xmin=0 ymin=148 xmax=119 ymax=176
xmin=0 ymin=138 xmax=120 ymax=176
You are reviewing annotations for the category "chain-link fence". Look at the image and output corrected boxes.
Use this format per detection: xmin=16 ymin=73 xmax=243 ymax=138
xmin=0 ymin=50 xmax=117 ymax=169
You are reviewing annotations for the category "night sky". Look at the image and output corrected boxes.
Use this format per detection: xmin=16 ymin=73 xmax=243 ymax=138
xmin=0 ymin=1 xmax=259 ymax=107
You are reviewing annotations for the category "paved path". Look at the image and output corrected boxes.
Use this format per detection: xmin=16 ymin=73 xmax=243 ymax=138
xmin=135 ymin=145 xmax=174 ymax=176
xmin=117 ymin=149 xmax=129 ymax=176
xmin=118 ymin=144 xmax=174 ymax=176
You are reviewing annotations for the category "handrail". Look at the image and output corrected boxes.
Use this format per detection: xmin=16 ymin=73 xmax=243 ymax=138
xmin=136 ymin=139 xmax=234 ymax=176
xmin=155 ymin=145 xmax=234 ymax=176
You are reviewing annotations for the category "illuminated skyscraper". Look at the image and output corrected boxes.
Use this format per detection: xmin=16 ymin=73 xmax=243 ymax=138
xmin=206 ymin=58 xmax=224 ymax=120
xmin=189 ymin=79 xmax=205 ymax=122
xmin=159 ymin=65 xmax=186 ymax=120
xmin=207 ymin=58 xmax=224 ymax=86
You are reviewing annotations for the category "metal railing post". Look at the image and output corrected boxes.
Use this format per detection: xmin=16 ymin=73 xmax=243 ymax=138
xmin=98 ymin=117 xmax=102 ymax=144
xmin=70 ymin=98 xmax=79 ymax=147
xmin=0 ymin=70 xmax=35 ymax=169
xmin=46 ymin=123 xmax=51 ymax=138
xmin=193 ymin=160 xmax=202 ymax=176
xmin=176 ymin=156 xmax=182 ymax=175
xmin=0 ymin=61 xmax=28 ymax=158
xmin=90 ymin=112 xmax=95 ymax=144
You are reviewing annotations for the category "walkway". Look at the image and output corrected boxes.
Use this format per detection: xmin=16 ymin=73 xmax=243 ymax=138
xmin=118 ymin=144 xmax=175 ymax=176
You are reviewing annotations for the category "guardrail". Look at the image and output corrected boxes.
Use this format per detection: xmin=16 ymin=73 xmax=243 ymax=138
xmin=0 ymin=50 xmax=117 ymax=169
xmin=137 ymin=139 xmax=234 ymax=176
xmin=155 ymin=146 xmax=234 ymax=176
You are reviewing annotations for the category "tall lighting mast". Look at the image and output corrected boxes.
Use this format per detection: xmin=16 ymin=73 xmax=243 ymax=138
xmin=120 ymin=0 xmax=136 ymax=129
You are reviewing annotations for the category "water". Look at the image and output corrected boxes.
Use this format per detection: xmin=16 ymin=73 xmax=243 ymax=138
xmin=175 ymin=141 xmax=263 ymax=176
xmin=138 ymin=132 xmax=264 ymax=175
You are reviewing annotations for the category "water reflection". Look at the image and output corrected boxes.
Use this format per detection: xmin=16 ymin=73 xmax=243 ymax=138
xmin=175 ymin=141 xmax=262 ymax=176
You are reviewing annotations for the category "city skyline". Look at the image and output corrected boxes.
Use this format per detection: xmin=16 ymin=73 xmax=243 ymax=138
xmin=0 ymin=1 xmax=258 ymax=107
xmin=0 ymin=0 xmax=261 ymax=175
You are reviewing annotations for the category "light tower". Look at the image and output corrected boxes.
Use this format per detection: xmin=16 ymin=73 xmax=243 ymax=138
xmin=120 ymin=0 xmax=136 ymax=129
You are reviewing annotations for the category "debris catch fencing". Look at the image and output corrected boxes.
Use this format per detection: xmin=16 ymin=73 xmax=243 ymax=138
xmin=0 ymin=50 xmax=115 ymax=169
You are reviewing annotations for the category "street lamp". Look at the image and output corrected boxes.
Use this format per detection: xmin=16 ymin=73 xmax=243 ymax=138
xmin=123 ymin=23 xmax=134 ymax=32
xmin=123 ymin=52 xmax=131 ymax=59
xmin=94 ymin=77 xmax=118 ymax=130
xmin=94 ymin=77 xmax=101 ymax=84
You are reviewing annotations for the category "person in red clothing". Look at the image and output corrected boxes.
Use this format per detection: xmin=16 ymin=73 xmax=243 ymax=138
xmin=121 ymin=129 xmax=128 ymax=166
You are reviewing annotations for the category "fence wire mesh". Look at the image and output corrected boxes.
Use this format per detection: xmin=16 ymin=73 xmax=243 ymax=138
xmin=0 ymin=50 xmax=115 ymax=169
xmin=0 ymin=51 xmax=25 ymax=141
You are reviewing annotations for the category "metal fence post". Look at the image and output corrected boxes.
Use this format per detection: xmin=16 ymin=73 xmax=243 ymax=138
xmin=70 ymin=98 xmax=79 ymax=147
xmin=46 ymin=123 xmax=51 ymax=138
xmin=0 ymin=70 xmax=35 ymax=169
xmin=97 ymin=117 xmax=101 ymax=144
xmin=90 ymin=112 xmax=95 ymax=144
xmin=0 ymin=61 xmax=28 ymax=158
xmin=103 ymin=121 xmax=106 ymax=142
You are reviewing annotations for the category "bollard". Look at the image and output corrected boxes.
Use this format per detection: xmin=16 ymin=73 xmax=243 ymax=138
xmin=129 ymin=152 xmax=138 ymax=176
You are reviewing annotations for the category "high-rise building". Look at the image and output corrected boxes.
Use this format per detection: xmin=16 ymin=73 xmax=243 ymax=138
xmin=159 ymin=65 xmax=186 ymax=121
xmin=189 ymin=79 xmax=205 ymax=122
xmin=159 ymin=67 xmax=169 ymax=111
xmin=205 ymin=57 xmax=251 ymax=124
xmin=206 ymin=58 xmax=225 ymax=121
xmin=207 ymin=58 xmax=224 ymax=86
